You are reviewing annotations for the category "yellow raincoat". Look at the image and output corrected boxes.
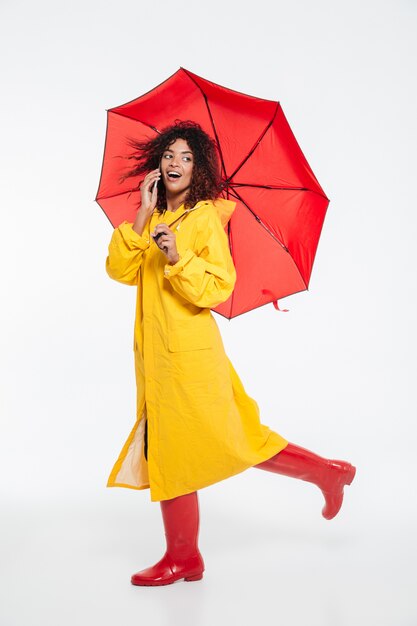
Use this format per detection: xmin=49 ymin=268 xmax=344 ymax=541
xmin=105 ymin=198 xmax=288 ymax=501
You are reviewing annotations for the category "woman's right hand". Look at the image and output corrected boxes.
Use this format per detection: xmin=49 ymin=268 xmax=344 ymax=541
xmin=140 ymin=168 xmax=161 ymax=215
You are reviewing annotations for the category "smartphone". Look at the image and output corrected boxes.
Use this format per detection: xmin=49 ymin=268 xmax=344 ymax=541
xmin=152 ymin=167 xmax=160 ymax=193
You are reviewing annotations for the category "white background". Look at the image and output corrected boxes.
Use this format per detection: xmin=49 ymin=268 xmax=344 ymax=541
xmin=1 ymin=1 xmax=416 ymax=624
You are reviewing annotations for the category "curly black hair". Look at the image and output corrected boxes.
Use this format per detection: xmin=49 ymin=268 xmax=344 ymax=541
xmin=119 ymin=120 xmax=222 ymax=214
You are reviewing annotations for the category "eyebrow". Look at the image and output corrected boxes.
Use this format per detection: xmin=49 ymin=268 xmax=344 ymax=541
xmin=164 ymin=149 xmax=193 ymax=154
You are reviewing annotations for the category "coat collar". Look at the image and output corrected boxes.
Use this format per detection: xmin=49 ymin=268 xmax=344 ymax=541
xmin=153 ymin=198 xmax=237 ymax=229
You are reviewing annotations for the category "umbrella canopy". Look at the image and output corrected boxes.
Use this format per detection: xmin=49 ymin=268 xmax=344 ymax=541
xmin=95 ymin=67 xmax=329 ymax=318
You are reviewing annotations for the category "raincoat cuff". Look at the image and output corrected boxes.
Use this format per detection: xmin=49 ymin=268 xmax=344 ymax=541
xmin=118 ymin=221 xmax=151 ymax=250
xmin=163 ymin=249 xmax=194 ymax=278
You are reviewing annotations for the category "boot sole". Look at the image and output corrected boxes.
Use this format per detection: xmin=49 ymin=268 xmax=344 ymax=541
xmin=131 ymin=572 xmax=204 ymax=586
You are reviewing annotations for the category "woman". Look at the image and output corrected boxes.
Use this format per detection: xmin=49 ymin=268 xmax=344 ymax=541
xmin=105 ymin=121 xmax=356 ymax=586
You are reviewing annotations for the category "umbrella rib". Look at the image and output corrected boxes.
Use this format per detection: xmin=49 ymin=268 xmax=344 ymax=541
xmin=222 ymin=187 xmax=242 ymax=204
xmin=182 ymin=68 xmax=228 ymax=181
xmin=97 ymin=180 xmax=308 ymax=203
xmin=225 ymin=102 xmax=280 ymax=183
xmin=231 ymin=188 xmax=289 ymax=252
xmin=97 ymin=188 xmax=140 ymax=201
xmin=233 ymin=183 xmax=306 ymax=191
xmin=110 ymin=110 xmax=162 ymax=134
xmin=230 ymin=182 xmax=329 ymax=200
xmin=231 ymin=188 xmax=308 ymax=290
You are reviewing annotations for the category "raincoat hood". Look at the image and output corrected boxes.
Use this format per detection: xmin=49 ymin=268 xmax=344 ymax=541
xmin=212 ymin=198 xmax=236 ymax=227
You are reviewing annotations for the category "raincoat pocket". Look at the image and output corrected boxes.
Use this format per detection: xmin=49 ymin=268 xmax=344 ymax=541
xmin=168 ymin=319 xmax=213 ymax=352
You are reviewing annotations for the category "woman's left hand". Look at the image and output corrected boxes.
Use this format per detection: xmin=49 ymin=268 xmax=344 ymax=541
xmin=151 ymin=223 xmax=180 ymax=265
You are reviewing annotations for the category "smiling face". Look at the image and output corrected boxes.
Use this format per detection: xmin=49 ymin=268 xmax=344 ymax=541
xmin=160 ymin=138 xmax=194 ymax=197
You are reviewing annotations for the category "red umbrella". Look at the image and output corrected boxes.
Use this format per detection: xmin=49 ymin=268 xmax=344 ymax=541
xmin=95 ymin=68 xmax=329 ymax=318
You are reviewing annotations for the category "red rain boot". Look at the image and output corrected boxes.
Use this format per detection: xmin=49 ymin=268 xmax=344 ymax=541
xmin=254 ymin=443 xmax=356 ymax=520
xmin=131 ymin=491 xmax=205 ymax=586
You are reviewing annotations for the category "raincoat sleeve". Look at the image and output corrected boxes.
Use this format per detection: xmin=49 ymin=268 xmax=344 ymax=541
xmin=106 ymin=221 xmax=150 ymax=286
xmin=163 ymin=207 xmax=236 ymax=308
